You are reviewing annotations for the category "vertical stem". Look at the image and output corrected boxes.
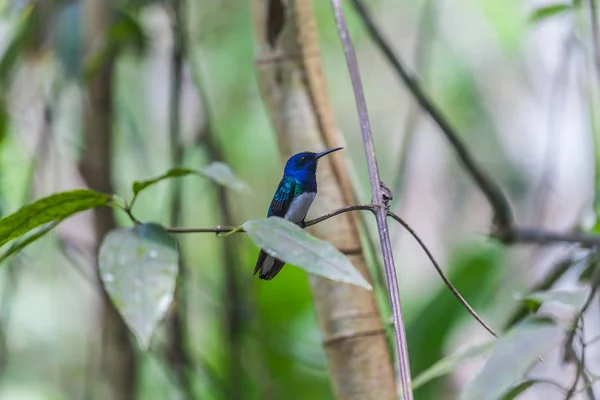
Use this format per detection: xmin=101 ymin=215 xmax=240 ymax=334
xmin=81 ymin=0 xmax=138 ymax=398
xmin=204 ymin=136 xmax=244 ymax=400
xmin=165 ymin=1 xmax=194 ymax=398
xmin=193 ymin=65 xmax=245 ymax=400
xmin=169 ymin=0 xmax=185 ymax=224
xmin=330 ymin=1 xmax=413 ymax=398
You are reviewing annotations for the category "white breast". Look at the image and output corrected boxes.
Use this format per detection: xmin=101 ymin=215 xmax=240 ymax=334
xmin=284 ymin=192 xmax=316 ymax=224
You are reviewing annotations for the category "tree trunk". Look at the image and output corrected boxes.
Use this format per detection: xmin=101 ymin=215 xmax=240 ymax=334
xmin=81 ymin=1 xmax=138 ymax=398
xmin=249 ymin=1 xmax=397 ymax=398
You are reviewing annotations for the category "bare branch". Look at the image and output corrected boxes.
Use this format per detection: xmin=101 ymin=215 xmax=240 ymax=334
xmin=506 ymin=227 xmax=600 ymax=247
xmin=349 ymin=0 xmax=513 ymax=235
xmin=329 ymin=0 xmax=413 ymax=396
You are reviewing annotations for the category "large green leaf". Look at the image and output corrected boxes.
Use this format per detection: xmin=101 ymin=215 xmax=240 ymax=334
xmin=462 ymin=317 xmax=563 ymax=400
xmin=242 ymin=217 xmax=372 ymax=290
xmin=0 ymin=189 xmax=112 ymax=249
xmin=516 ymin=288 xmax=590 ymax=313
xmin=411 ymin=341 xmax=494 ymax=390
xmin=98 ymin=223 xmax=179 ymax=350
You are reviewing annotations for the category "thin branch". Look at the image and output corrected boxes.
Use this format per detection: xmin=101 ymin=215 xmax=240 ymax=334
xmin=507 ymin=227 xmax=600 ymax=247
xmin=155 ymin=204 xmax=600 ymax=253
xmin=348 ymin=0 xmax=514 ymax=235
xmin=164 ymin=0 xmax=194 ymax=397
xmin=566 ymin=323 xmax=588 ymax=399
xmin=166 ymin=225 xmax=238 ymax=234
xmin=163 ymin=204 xmax=376 ymax=233
xmin=564 ymin=264 xmax=600 ymax=399
xmin=386 ymin=210 xmax=497 ymax=337
xmin=329 ymin=0 xmax=412 ymax=397
xmin=304 ymin=204 xmax=375 ymax=226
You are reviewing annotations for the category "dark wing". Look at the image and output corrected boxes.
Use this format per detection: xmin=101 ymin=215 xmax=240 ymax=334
xmin=267 ymin=175 xmax=296 ymax=218
xmin=254 ymin=176 xmax=296 ymax=280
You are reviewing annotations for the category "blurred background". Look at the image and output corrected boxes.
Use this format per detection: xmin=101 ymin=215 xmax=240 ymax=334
xmin=0 ymin=0 xmax=598 ymax=399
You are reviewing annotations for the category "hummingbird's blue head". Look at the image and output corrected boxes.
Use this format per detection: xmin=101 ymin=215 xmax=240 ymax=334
xmin=283 ymin=147 xmax=343 ymax=181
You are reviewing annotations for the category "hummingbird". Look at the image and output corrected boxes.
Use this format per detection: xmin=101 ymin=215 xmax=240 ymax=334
xmin=254 ymin=147 xmax=343 ymax=280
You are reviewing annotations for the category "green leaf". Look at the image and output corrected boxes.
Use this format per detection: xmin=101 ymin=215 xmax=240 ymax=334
xmin=0 ymin=189 xmax=112 ymax=249
xmin=242 ymin=217 xmax=372 ymax=290
xmin=131 ymin=163 xmax=247 ymax=201
xmin=98 ymin=223 xmax=179 ymax=350
xmin=0 ymin=5 xmax=35 ymax=86
xmin=411 ymin=341 xmax=494 ymax=390
xmin=516 ymin=288 xmax=590 ymax=312
xmin=109 ymin=9 xmax=149 ymax=56
xmin=0 ymin=97 xmax=7 ymax=147
xmin=462 ymin=317 xmax=563 ymax=400
xmin=529 ymin=4 xmax=572 ymax=22
xmin=500 ymin=380 xmax=537 ymax=400
xmin=0 ymin=221 xmax=58 ymax=264
xmin=200 ymin=162 xmax=248 ymax=192
xmin=84 ymin=9 xmax=148 ymax=80
xmin=132 ymin=168 xmax=196 ymax=197
xmin=579 ymin=257 xmax=595 ymax=282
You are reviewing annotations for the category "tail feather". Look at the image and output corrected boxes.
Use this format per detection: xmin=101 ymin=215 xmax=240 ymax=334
xmin=254 ymin=250 xmax=286 ymax=280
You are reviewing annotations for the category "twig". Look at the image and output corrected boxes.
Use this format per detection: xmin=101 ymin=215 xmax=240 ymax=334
xmin=386 ymin=210 xmax=497 ymax=337
xmin=165 ymin=225 xmax=238 ymax=234
xmin=585 ymin=332 xmax=600 ymax=347
xmin=157 ymin=205 xmax=600 ymax=250
xmin=348 ymin=0 xmax=514 ymax=235
xmin=304 ymin=204 xmax=375 ymax=226
xmin=566 ymin=323 xmax=589 ymax=399
xmin=564 ymin=264 xmax=600 ymax=398
xmin=506 ymin=227 xmax=600 ymax=247
xmin=163 ymin=204 xmax=375 ymax=233
xmin=329 ymin=1 xmax=413 ymax=397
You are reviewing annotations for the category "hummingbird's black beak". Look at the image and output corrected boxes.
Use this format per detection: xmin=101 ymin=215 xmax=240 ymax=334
xmin=315 ymin=147 xmax=343 ymax=159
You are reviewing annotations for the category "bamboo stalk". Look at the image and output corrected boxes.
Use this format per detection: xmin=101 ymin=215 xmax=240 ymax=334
xmin=249 ymin=1 xmax=397 ymax=398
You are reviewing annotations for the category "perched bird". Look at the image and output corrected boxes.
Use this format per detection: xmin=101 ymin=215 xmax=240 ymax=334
xmin=254 ymin=147 xmax=343 ymax=280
